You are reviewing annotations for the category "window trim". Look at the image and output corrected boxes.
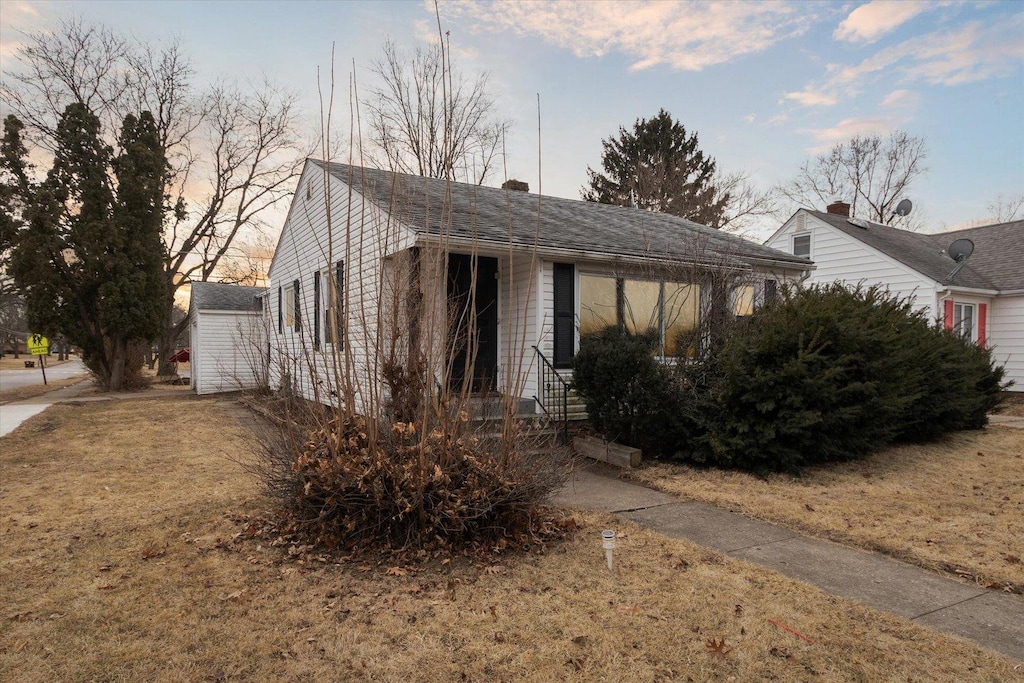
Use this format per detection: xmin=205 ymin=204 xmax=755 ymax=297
xmin=953 ymin=301 xmax=976 ymax=341
xmin=283 ymin=283 xmax=295 ymax=330
xmin=792 ymin=233 xmax=811 ymax=259
xmin=577 ymin=271 xmax=702 ymax=359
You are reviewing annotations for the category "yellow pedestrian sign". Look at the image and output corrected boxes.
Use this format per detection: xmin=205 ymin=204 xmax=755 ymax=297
xmin=28 ymin=333 xmax=49 ymax=355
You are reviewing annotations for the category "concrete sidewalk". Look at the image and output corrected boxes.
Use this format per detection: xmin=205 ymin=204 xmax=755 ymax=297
xmin=0 ymin=379 xmax=190 ymax=437
xmin=551 ymin=464 xmax=1024 ymax=662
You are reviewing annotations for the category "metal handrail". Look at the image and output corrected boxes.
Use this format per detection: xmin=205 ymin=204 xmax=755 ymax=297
xmin=532 ymin=345 xmax=570 ymax=443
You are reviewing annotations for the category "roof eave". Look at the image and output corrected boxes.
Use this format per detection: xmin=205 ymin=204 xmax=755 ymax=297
xmin=414 ymin=233 xmax=811 ymax=274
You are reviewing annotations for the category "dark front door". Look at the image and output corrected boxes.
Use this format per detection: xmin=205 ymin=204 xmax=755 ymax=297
xmin=447 ymin=254 xmax=499 ymax=393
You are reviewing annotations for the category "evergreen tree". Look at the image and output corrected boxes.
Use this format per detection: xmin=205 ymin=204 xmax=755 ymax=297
xmin=6 ymin=104 xmax=167 ymax=389
xmin=583 ymin=109 xmax=729 ymax=228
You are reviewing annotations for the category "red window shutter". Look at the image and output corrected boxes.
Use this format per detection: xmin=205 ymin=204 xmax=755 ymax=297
xmin=943 ymin=299 xmax=954 ymax=330
xmin=978 ymin=303 xmax=987 ymax=349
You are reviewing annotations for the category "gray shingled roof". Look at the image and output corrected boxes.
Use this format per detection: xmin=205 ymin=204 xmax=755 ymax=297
xmin=189 ymin=282 xmax=265 ymax=313
xmin=316 ymin=161 xmax=809 ymax=270
xmin=807 ymin=211 xmax=1024 ymax=290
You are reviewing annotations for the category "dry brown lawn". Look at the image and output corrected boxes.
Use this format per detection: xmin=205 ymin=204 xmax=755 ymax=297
xmin=630 ymin=427 xmax=1024 ymax=594
xmin=1 ymin=396 xmax=1019 ymax=681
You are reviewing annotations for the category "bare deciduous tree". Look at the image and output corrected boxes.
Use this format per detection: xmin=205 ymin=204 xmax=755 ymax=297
xmin=714 ymin=171 xmax=779 ymax=234
xmin=365 ymin=39 xmax=509 ymax=185
xmin=987 ymin=192 xmax=1024 ymax=223
xmin=1 ymin=17 xmax=306 ymax=375
xmin=778 ymin=131 xmax=927 ymax=230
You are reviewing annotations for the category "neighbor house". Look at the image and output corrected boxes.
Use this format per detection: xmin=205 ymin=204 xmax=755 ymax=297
xmin=766 ymin=203 xmax=1023 ymax=391
xmin=266 ymin=160 xmax=813 ymax=416
xmin=187 ymin=281 xmax=268 ymax=395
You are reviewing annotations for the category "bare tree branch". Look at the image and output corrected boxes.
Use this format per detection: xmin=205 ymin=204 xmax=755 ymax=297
xmin=365 ymin=39 xmax=510 ymax=185
xmin=986 ymin=192 xmax=1024 ymax=223
xmin=777 ymin=131 xmax=928 ymax=230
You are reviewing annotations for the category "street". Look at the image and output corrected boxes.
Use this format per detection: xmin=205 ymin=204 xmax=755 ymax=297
xmin=0 ymin=358 xmax=89 ymax=391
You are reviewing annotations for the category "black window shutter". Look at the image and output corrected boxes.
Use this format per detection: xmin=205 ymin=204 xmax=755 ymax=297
xmin=293 ymin=279 xmax=301 ymax=331
xmin=335 ymin=261 xmax=344 ymax=347
xmin=277 ymin=286 xmax=282 ymax=333
xmin=313 ymin=271 xmax=321 ymax=349
xmin=552 ymin=263 xmax=575 ymax=368
xmin=765 ymin=279 xmax=778 ymax=304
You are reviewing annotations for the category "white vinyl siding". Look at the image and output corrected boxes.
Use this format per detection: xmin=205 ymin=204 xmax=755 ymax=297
xmin=191 ymin=310 xmax=266 ymax=395
xmin=988 ymin=295 xmax=1024 ymax=392
xmin=767 ymin=213 xmax=938 ymax=320
xmin=267 ymin=163 xmax=416 ymax=411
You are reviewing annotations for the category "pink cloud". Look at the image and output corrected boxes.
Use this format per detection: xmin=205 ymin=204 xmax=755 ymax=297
xmin=443 ymin=0 xmax=816 ymax=72
xmin=833 ymin=0 xmax=930 ymax=44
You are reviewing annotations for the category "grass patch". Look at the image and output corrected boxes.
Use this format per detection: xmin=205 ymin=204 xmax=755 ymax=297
xmin=630 ymin=427 xmax=1024 ymax=594
xmin=1 ymin=395 xmax=1019 ymax=680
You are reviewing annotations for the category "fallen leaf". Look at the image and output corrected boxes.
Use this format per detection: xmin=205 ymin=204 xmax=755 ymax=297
xmin=566 ymin=656 xmax=586 ymax=671
xmin=804 ymin=503 xmax=815 ymax=512
xmin=734 ymin=604 xmax=744 ymax=617
xmin=571 ymin=635 xmax=590 ymax=646
xmin=386 ymin=566 xmax=407 ymax=577
xmin=615 ymin=603 xmax=643 ymax=615
xmin=484 ymin=565 xmax=504 ymax=575
xmin=705 ymin=638 xmax=732 ymax=656
xmin=1004 ymin=555 xmax=1021 ymax=565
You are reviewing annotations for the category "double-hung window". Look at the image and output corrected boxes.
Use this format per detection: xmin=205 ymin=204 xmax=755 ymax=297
xmin=953 ymin=302 xmax=975 ymax=341
xmin=793 ymin=234 xmax=811 ymax=259
xmin=323 ymin=260 xmax=344 ymax=347
xmin=283 ymin=283 xmax=296 ymax=330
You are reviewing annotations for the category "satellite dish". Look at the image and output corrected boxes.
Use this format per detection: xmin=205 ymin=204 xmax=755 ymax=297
xmin=894 ymin=198 xmax=913 ymax=217
xmin=948 ymin=238 xmax=975 ymax=263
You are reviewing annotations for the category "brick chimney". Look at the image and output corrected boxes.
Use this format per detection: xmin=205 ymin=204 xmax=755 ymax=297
xmin=501 ymin=179 xmax=529 ymax=192
xmin=826 ymin=200 xmax=850 ymax=217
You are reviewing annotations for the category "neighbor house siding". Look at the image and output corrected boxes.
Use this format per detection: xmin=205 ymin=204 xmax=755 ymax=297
xmin=192 ymin=311 xmax=265 ymax=395
xmin=267 ymin=163 xmax=416 ymax=411
xmin=767 ymin=213 xmax=937 ymax=319
xmin=989 ymin=294 xmax=1024 ymax=391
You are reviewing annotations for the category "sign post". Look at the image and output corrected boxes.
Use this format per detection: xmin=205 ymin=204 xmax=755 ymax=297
xmin=27 ymin=333 xmax=49 ymax=385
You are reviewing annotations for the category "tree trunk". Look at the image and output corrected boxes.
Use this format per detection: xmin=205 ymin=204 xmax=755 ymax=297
xmin=156 ymin=330 xmax=177 ymax=376
xmin=107 ymin=337 xmax=127 ymax=391
xmin=145 ymin=345 xmax=155 ymax=370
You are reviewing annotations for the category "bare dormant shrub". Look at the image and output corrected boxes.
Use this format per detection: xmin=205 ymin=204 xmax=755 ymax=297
xmin=249 ymin=36 xmax=571 ymax=553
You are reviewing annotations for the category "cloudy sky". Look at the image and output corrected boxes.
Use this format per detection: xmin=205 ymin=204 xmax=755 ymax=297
xmin=2 ymin=0 xmax=1022 ymax=239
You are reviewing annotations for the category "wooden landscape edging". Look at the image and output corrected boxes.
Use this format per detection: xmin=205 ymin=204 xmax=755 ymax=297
xmin=573 ymin=435 xmax=641 ymax=469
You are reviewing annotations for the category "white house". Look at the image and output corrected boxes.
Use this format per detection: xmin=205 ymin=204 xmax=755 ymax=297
xmin=266 ymin=160 xmax=813 ymax=417
xmin=187 ymin=282 xmax=268 ymax=395
xmin=766 ymin=203 xmax=1024 ymax=391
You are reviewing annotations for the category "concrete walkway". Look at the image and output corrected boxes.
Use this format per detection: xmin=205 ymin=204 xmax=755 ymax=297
xmin=989 ymin=414 xmax=1024 ymax=429
xmin=551 ymin=464 xmax=1024 ymax=662
xmin=0 ymin=379 xmax=189 ymax=437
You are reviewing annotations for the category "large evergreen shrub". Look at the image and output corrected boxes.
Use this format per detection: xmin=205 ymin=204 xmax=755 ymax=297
xmin=703 ymin=285 xmax=1006 ymax=471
